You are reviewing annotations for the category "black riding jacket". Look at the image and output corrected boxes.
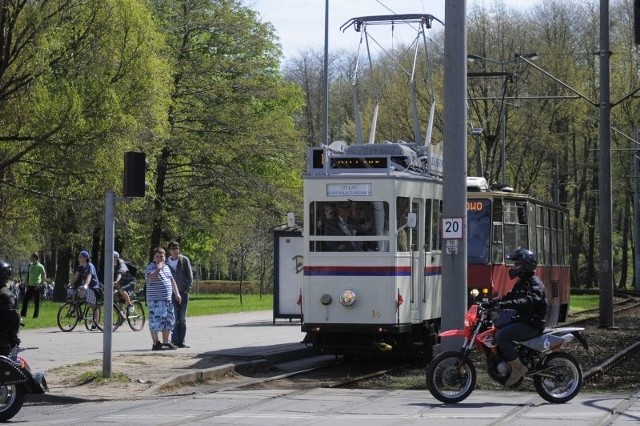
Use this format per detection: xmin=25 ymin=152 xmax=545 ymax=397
xmin=499 ymin=273 xmax=548 ymax=330
xmin=0 ymin=285 xmax=20 ymax=354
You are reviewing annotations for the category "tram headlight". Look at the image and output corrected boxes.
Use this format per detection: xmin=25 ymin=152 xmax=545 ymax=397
xmin=320 ymin=293 xmax=332 ymax=305
xmin=339 ymin=289 xmax=358 ymax=307
xmin=470 ymin=289 xmax=480 ymax=298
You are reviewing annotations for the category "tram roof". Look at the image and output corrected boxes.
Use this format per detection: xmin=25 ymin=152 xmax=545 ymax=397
xmin=305 ymin=142 xmax=442 ymax=180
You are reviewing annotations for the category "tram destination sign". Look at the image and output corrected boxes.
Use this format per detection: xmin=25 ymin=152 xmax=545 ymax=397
xmin=330 ymin=156 xmax=388 ymax=169
xmin=326 ymin=183 xmax=372 ymax=197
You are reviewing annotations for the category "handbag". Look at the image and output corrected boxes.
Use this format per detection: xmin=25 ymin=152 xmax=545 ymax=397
xmin=494 ymin=309 xmax=518 ymax=328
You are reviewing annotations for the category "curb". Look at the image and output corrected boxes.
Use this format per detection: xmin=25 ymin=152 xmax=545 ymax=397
xmin=143 ymin=346 xmax=314 ymax=395
xmin=32 ymin=346 xmax=315 ymax=403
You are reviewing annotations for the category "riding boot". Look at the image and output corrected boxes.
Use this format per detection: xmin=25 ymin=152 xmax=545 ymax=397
xmin=505 ymin=358 xmax=528 ymax=387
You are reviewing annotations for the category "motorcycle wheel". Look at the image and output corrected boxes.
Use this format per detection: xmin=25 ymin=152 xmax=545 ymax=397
xmin=426 ymin=351 xmax=476 ymax=404
xmin=533 ymin=351 xmax=583 ymax=404
xmin=0 ymin=383 xmax=25 ymax=422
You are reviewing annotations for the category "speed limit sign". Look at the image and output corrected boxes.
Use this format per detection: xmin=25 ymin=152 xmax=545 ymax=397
xmin=442 ymin=217 xmax=463 ymax=239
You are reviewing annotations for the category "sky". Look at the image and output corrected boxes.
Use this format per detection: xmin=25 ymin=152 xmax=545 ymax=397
xmin=245 ymin=0 xmax=544 ymax=61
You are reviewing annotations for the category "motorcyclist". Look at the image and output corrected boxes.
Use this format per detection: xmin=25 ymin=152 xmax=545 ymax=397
xmin=489 ymin=248 xmax=548 ymax=387
xmin=0 ymin=260 xmax=21 ymax=356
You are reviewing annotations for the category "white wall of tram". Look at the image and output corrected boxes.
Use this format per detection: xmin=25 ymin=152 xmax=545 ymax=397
xmin=302 ymin=175 xmax=443 ymax=328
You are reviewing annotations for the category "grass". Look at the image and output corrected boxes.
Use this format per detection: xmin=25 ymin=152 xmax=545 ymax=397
xmin=569 ymin=294 xmax=599 ymax=312
xmin=18 ymin=293 xmax=273 ymax=330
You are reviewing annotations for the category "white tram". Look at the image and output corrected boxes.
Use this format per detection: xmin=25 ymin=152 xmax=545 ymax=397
xmin=301 ymin=142 xmax=443 ymax=359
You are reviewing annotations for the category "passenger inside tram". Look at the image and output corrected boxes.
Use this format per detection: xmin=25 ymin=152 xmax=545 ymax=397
xmin=313 ymin=201 xmax=387 ymax=252
xmin=323 ymin=202 xmax=358 ymax=251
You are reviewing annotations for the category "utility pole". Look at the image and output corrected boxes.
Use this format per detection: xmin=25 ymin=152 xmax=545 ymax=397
xmin=441 ymin=0 xmax=467 ymax=351
xmin=322 ymin=0 xmax=329 ymax=146
xmin=634 ymin=126 xmax=640 ymax=291
xmin=598 ymin=0 xmax=614 ymax=329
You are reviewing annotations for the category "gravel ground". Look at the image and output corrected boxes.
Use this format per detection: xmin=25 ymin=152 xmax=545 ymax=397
xmin=357 ymin=303 xmax=640 ymax=392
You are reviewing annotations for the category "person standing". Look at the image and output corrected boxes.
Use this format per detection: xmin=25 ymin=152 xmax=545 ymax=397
xmin=20 ymin=253 xmax=47 ymax=319
xmin=167 ymin=242 xmax=193 ymax=348
xmin=145 ymin=247 xmax=182 ymax=351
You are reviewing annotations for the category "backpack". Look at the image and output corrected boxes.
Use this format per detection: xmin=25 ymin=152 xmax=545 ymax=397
xmin=123 ymin=260 xmax=139 ymax=280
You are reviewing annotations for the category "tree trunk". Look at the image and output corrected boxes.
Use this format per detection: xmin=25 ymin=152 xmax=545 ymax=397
xmin=149 ymin=147 xmax=170 ymax=259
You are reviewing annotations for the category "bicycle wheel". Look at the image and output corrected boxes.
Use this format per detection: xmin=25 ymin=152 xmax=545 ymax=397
xmin=127 ymin=300 xmax=146 ymax=331
xmin=93 ymin=303 xmax=121 ymax=332
xmin=57 ymin=302 xmax=80 ymax=332
xmin=83 ymin=303 xmax=99 ymax=331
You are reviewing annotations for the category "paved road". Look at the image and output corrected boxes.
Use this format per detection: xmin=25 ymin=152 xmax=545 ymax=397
xmin=15 ymin=386 xmax=640 ymax=425
xmin=13 ymin=310 xmax=640 ymax=425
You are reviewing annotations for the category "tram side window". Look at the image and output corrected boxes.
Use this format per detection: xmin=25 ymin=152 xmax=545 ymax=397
xmin=550 ymin=209 xmax=558 ymax=265
xmin=432 ymin=199 xmax=442 ymax=251
xmin=560 ymin=211 xmax=568 ymax=265
xmin=527 ymin=202 xmax=537 ymax=255
xmin=492 ymin=201 xmax=504 ymax=263
xmin=503 ymin=200 xmax=528 ymax=261
xmin=396 ymin=197 xmax=411 ymax=252
xmin=424 ymin=199 xmax=432 ymax=251
xmin=310 ymin=201 xmax=389 ymax=252
xmin=536 ymin=205 xmax=544 ymax=265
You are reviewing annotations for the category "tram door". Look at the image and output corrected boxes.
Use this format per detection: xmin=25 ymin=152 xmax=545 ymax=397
xmin=410 ymin=199 xmax=424 ymax=322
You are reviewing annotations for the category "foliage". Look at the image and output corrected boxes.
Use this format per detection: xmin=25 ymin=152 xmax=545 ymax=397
xmin=282 ymin=0 xmax=640 ymax=290
xmin=0 ymin=0 xmax=305 ymax=290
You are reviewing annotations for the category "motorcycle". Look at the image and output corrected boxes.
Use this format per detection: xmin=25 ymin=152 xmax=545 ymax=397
xmin=427 ymin=303 xmax=589 ymax=404
xmin=0 ymin=346 xmax=48 ymax=421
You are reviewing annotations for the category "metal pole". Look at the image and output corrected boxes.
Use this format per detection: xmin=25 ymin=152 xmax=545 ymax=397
xmin=634 ymin=126 xmax=640 ymax=291
xmin=500 ymin=64 xmax=507 ymax=186
xmin=441 ymin=0 xmax=467 ymax=351
xmin=322 ymin=0 xmax=329 ymax=146
xmin=598 ymin=0 xmax=614 ymax=328
xmin=102 ymin=191 xmax=115 ymax=377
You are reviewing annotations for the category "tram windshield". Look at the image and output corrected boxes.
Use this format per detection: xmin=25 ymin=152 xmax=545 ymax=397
xmin=309 ymin=201 xmax=389 ymax=252
xmin=467 ymin=199 xmax=491 ymax=263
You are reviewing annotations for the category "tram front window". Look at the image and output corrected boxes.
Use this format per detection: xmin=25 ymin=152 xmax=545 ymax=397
xmin=467 ymin=199 xmax=491 ymax=263
xmin=310 ymin=201 xmax=389 ymax=252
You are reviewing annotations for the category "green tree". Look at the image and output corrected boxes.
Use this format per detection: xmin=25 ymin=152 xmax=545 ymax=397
xmin=147 ymin=0 xmax=304 ymax=273
xmin=0 ymin=0 xmax=170 ymax=296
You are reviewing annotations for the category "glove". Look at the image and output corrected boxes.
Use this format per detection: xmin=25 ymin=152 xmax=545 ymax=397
xmin=480 ymin=301 xmax=493 ymax=310
xmin=481 ymin=299 xmax=499 ymax=310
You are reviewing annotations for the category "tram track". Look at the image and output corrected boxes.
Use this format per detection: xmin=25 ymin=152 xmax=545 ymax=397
xmin=161 ymin=299 xmax=640 ymax=395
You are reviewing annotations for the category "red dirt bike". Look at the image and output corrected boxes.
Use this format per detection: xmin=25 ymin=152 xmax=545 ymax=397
xmin=426 ymin=303 xmax=589 ymax=404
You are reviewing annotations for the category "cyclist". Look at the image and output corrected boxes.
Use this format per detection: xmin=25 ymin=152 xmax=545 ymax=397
xmin=113 ymin=251 xmax=135 ymax=314
xmin=70 ymin=250 xmax=101 ymax=329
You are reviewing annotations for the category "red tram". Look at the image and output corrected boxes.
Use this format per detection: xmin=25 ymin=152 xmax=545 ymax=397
xmin=466 ymin=177 xmax=570 ymax=325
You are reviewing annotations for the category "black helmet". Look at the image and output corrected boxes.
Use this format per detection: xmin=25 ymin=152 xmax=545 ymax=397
xmin=507 ymin=248 xmax=537 ymax=279
xmin=0 ymin=260 xmax=12 ymax=283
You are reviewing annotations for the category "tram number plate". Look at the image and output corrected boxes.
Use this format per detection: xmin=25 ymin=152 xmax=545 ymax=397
xmin=442 ymin=217 xmax=463 ymax=239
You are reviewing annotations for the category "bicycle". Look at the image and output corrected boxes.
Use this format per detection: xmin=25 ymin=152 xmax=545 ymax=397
xmin=94 ymin=290 xmax=146 ymax=332
xmin=56 ymin=286 xmax=100 ymax=332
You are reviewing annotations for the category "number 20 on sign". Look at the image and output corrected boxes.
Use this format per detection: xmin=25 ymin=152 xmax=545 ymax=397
xmin=442 ymin=217 xmax=463 ymax=239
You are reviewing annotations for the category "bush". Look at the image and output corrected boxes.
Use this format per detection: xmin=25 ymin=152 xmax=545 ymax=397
xmin=194 ymin=280 xmax=264 ymax=295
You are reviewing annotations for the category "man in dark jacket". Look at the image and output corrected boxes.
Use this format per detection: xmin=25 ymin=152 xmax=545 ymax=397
xmin=167 ymin=242 xmax=193 ymax=348
xmin=0 ymin=260 xmax=21 ymax=356
xmin=492 ymin=248 xmax=547 ymax=387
